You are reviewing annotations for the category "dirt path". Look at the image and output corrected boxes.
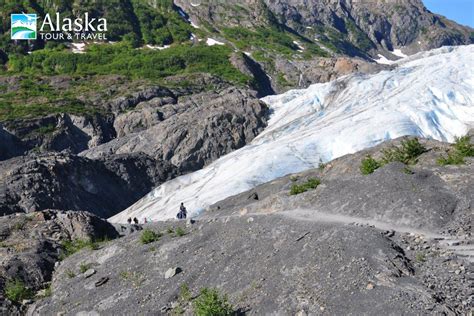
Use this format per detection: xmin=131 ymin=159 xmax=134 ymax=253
xmin=278 ymin=208 xmax=474 ymax=263
xmin=214 ymin=208 xmax=474 ymax=263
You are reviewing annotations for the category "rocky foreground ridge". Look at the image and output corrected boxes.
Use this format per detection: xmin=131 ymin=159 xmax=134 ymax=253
xmin=0 ymin=210 xmax=118 ymax=315
xmin=0 ymin=137 xmax=467 ymax=315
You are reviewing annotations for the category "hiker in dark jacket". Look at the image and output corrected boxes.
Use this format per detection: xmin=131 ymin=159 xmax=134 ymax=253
xmin=127 ymin=218 xmax=132 ymax=224
xmin=133 ymin=217 xmax=139 ymax=224
xmin=177 ymin=203 xmax=187 ymax=219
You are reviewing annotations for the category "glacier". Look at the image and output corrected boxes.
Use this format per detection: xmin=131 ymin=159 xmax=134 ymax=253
xmin=110 ymin=45 xmax=474 ymax=223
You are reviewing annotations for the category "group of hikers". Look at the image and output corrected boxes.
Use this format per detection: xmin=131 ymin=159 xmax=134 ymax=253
xmin=126 ymin=203 xmax=188 ymax=224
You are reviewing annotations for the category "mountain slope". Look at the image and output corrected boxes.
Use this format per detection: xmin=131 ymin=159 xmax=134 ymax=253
xmin=111 ymin=45 xmax=474 ymax=223
xmin=175 ymin=0 xmax=473 ymax=56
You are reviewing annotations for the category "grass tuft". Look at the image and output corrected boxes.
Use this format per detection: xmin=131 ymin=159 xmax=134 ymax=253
xmin=140 ymin=229 xmax=161 ymax=244
xmin=5 ymin=279 xmax=33 ymax=303
xmin=290 ymin=178 xmax=321 ymax=195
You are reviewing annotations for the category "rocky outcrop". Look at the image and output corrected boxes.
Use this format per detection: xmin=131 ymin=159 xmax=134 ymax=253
xmin=0 ymin=210 xmax=118 ymax=314
xmin=0 ymin=83 xmax=268 ymax=218
xmin=0 ymin=152 xmax=177 ymax=217
xmin=273 ymin=56 xmax=387 ymax=90
xmin=0 ymin=125 xmax=26 ymax=161
xmin=82 ymin=87 xmax=269 ymax=172
xmin=1 ymin=113 xmax=116 ymax=156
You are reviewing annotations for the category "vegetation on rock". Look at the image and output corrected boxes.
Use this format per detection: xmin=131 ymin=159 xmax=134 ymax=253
xmin=193 ymin=288 xmax=234 ymax=316
xmin=438 ymin=135 xmax=474 ymax=166
xmin=5 ymin=279 xmax=33 ymax=303
xmin=360 ymin=155 xmax=382 ymax=175
xmin=140 ymin=229 xmax=161 ymax=244
xmin=290 ymin=178 xmax=321 ymax=195
xmin=361 ymin=138 xmax=426 ymax=175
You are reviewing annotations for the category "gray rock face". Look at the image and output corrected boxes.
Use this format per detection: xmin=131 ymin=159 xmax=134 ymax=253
xmin=82 ymin=87 xmax=269 ymax=172
xmin=273 ymin=56 xmax=387 ymax=91
xmin=268 ymin=0 xmax=472 ymax=52
xmin=25 ymin=137 xmax=473 ymax=315
xmin=0 ymin=124 xmax=26 ymax=161
xmin=0 ymin=83 xmax=267 ymax=218
xmin=30 ymin=214 xmax=471 ymax=315
xmin=0 ymin=210 xmax=118 ymax=314
xmin=0 ymin=152 xmax=177 ymax=217
xmin=1 ymin=113 xmax=116 ymax=155
xmin=176 ymin=0 xmax=472 ymax=55
xmin=104 ymin=86 xmax=175 ymax=114
xmin=113 ymin=96 xmax=177 ymax=137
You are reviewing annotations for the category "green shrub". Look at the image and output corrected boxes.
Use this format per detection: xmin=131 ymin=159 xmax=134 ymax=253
xmin=438 ymin=135 xmax=474 ymax=166
xmin=360 ymin=155 xmax=381 ymax=175
xmin=140 ymin=229 xmax=161 ymax=244
xmin=381 ymin=138 xmax=426 ymax=165
xmin=290 ymin=178 xmax=321 ymax=195
xmin=8 ymin=44 xmax=250 ymax=85
xmin=361 ymin=138 xmax=426 ymax=175
xmin=437 ymin=152 xmax=465 ymax=166
xmin=193 ymin=288 xmax=234 ymax=316
xmin=175 ymin=227 xmax=186 ymax=237
xmin=60 ymin=238 xmax=105 ymax=259
xmin=5 ymin=279 xmax=33 ymax=303
xmin=453 ymin=135 xmax=474 ymax=156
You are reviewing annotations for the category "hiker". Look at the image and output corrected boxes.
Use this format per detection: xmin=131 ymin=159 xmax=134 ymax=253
xmin=177 ymin=203 xmax=187 ymax=219
xmin=133 ymin=217 xmax=139 ymax=224
xmin=127 ymin=218 xmax=132 ymax=224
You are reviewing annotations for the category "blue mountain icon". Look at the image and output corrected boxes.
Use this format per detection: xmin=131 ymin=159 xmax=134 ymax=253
xmin=11 ymin=14 xmax=37 ymax=40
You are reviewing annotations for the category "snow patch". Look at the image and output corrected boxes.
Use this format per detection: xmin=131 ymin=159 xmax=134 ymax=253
xmin=293 ymin=41 xmax=305 ymax=51
xmin=373 ymin=54 xmax=395 ymax=65
xmin=391 ymin=49 xmax=408 ymax=58
xmin=146 ymin=44 xmax=170 ymax=50
xmin=206 ymin=38 xmax=225 ymax=46
xmin=190 ymin=21 xmax=200 ymax=29
xmin=110 ymin=45 xmax=474 ymax=223
xmin=71 ymin=43 xmax=86 ymax=54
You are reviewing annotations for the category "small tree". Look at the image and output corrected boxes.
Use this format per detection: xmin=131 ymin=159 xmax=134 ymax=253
xmin=193 ymin=288 xmax=234 ymax=316
xmin=381 ymin=138 xmax=426 ymax=165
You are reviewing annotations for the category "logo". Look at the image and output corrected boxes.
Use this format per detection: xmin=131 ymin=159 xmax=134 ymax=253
xmin=11 ymin=13 xmax=37 ymax=40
